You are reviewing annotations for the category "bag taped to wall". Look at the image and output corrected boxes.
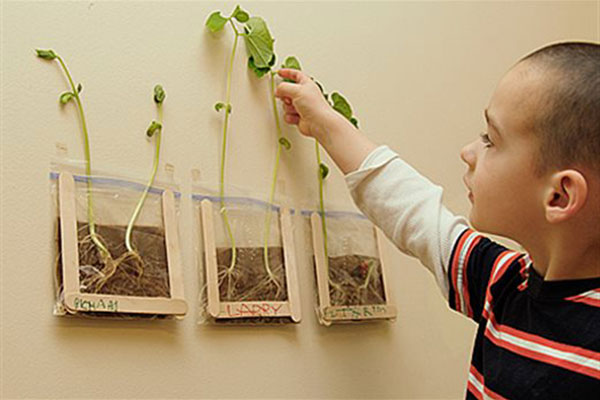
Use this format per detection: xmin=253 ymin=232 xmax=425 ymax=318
xmin=50 ymin=161 xmax=187 ymax=319
xmin=304 ymin=206 xmax=397 ymax=325
xmin=193 ymin=183 xmax=301 ymax=325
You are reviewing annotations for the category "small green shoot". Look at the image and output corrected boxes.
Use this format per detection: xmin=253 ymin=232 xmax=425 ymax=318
xmin=124 ymin=85 xmax=165 ymax=254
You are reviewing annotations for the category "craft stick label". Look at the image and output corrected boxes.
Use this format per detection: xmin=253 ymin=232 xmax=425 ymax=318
xmin=324 ymin=305 xmax=389 ymax=320
xmin=73 ymin=297 xmax=119 ymax=312
xmin=224 ymin=302 xmax=284 ymax=317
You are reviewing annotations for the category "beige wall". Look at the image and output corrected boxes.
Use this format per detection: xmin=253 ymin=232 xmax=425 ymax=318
xmin=1 ymin=1 xmax=598 ymax=398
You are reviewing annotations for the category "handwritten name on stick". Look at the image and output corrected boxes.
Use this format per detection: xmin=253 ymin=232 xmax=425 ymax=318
xmin=73 ymin=297 xmax=119 ymax=312
xmin=324 ymin=305 xmax=390 ymax=320
xmin=224 ymin=302 xmax=284 ymax=318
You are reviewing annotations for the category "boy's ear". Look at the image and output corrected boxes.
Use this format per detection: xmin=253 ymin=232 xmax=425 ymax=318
xmin=544 ymin=170 xmax=588 ymax=224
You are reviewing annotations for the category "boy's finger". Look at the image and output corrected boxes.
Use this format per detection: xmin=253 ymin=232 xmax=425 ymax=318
xmin=283 ymin=103 xmax=297 ymax=114
xmin=275 ymin=82 xmax=300 ymax=99
xmin=277 ymin=68 xmax=306 ymax=84
xmin=284 ymin=113 xmax=300 ymax=125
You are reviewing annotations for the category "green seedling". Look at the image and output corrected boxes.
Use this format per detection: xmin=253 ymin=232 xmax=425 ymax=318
xmin=36 ymin=49 xmax=113 ymax=267
xmin=124 ymin=85 xmax=165 ymax=256
xmin=249 ymin=51 xmax=297 ymax=299
xmin=207 ymin=5 xmax=287 ymax=298
xmin=278 ymin=57 xmax=369 ymax=296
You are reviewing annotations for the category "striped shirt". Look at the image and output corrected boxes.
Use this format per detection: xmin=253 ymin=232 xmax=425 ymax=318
xmin=449 ymin=228 xmax=600 ymax=399
xmin=345 ymin=145 xmax=600 ymax=399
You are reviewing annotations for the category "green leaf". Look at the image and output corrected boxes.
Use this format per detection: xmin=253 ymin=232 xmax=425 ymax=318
xmin=232 ymin=5 xmax=249 ymax=22
xmin=214 ymin=102 xmax=225 ymax=112
xmin=313 ymin=79 xmax=328 ymax=100
xmin=279 ymin=137 xmax=291 ymax=150
xmin=35 ymin=49 xmax=57 ymax=60
xmin=243 ymin=17 xmax=274 ymax=68
xmin=319 ymin=163 xmax=329 ymax=180
xmin=153 ymin=85 xmax=165 ymax=104
xmin=282 ymin=56 xmax=301 ymax=70
xmin=331 ymin=92 xmax=352 ymax=120
xmin=282 ymin=56 xmax=301 ymax=83
xmin=248 ymin=54 xmax=275 ymax=78
xmin=59 ymin=92 xmax=74 ymax=105
xmin=77 ymin=83 xmax=83 ymax=93
xmin=206 ymin=11 xmax=228 ymax=32
xmin=146 ymin=121 xmax=162 ymax=137
xmin=350 ymin=117 xmax=359 ymax=128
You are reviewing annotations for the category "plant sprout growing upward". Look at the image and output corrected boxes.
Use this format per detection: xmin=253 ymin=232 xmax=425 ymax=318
xmin=278 ymin=58 xmax=376 ymax=298
xmin=36 ymin=49 xmax=112 ymax=265
xmin=206 ymin=5 xmax=288 ymax=297
xmin=124 ymin=85 xmax=165 ymax=255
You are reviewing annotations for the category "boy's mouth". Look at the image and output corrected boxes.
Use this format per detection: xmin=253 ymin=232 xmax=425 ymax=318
xmin=463 ymin=176 xmax=473 ymax=202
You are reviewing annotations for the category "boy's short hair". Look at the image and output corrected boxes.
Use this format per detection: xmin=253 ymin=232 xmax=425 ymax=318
xmin=520 ymin=42 xmax=599 ymax=176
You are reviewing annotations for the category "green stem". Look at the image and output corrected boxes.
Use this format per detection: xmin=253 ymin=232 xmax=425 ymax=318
xmin=125 ymin=105 xmax=163 ymax=253
xmin=315 ymin=140 xmax=329 ymax=259
xmin=221 ymin=21 xmax=240 ymax=272
xmin=56 ymin=56 xmax=109 ymax=258
xmin=263 ymin=72 xmax=285 ymax=280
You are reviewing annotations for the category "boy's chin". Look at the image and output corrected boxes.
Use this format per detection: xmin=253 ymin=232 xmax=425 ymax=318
xmin=468 ymin=210 xmax=491 ymax=234
xmin=468 ymin=211 xmax=506 ymax=237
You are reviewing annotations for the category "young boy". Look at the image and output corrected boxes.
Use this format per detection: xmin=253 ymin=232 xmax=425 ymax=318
xmin=275 ymin=42 xmax=599 ymax=399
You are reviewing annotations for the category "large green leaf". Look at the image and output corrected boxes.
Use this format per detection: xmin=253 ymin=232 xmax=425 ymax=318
xmin=248 ymin=54 xmax=275 ymax=78
xmin=243 ymin=17 xmax=274 ymax=68
xmin=282 ymin=56 xmax=301 ymax=83
xmin=282 ymin=56 xmax=301 ymax=71
xmin=331 ymin=92 xmax=352 ymax=120
xmin=206 ymin=11 xmax=228 ymax=32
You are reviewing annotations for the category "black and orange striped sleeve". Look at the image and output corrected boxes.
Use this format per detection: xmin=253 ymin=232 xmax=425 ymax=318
xmin=447 ymin=228 xmax=522 ymax=323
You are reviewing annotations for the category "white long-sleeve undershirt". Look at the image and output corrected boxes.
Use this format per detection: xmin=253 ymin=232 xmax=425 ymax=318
xmin=344 ymin=145 xmax=470 ymax=299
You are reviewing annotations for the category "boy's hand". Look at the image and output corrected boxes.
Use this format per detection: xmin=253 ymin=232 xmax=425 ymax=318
xmin=275 ymin=69 xmax=340 ymax=140
xmin=276 ymin=68 xmax=377 ymax=174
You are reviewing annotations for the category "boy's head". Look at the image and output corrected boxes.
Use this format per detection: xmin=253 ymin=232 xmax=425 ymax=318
xmin=460 ymin=42 xmax=599 ymax=247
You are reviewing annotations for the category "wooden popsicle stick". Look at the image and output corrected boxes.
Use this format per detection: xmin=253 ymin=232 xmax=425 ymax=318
xmin=218 ymin=301 xmax=290 ymax=319
xmin=58 ymin=172 xmax=79 ymax=297
xmin=322 ymin=304 xmax=397 ymax=322
xmin=64 ymin=292 xmax=187 ymax=315
xmin=201 ymin=200 xmax=220 ymax=318
xmin=375 ymin=227 xmax=396 ymax=316
xmin=162 ymin=189 xmax=185 ymax=303
xmin=280 ymin=207 xmax=301 ymax=322
xmin=311 ymin=212 xmax=331 ymax=311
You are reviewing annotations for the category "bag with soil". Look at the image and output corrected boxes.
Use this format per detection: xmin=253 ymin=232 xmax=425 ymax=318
xmin=51 ymin=164 xmax=187 ymax=319
xmin=307 ymin=209 xmax=397 ymax=325
xmin=194 ymin=185 xmax=301 ymax=325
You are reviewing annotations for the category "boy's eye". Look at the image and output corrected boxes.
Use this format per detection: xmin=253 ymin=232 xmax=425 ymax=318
xmin=480 ymin=131 xmax=493 ymax=148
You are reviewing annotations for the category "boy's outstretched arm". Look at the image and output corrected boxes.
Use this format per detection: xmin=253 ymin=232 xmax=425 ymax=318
xmin=275 ymin=68 xmax=472 ymax=300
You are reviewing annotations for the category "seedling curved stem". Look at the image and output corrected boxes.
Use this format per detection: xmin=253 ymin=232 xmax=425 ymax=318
xmin=37 ymin=50 xmax=110 ymax=259
xmin=219 ymin=19 xmax=241 ymax=276
xmin=261 ymin=71 xmax=287 ymax=295
xmin=125 ymin=85 xmax=165 ymax=253
xmin=315 ymin=140 xmax=329 ymax=259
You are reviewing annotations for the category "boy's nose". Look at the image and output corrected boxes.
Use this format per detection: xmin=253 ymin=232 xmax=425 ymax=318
xmin=460 ymin=141 xmax=477 ymax=168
